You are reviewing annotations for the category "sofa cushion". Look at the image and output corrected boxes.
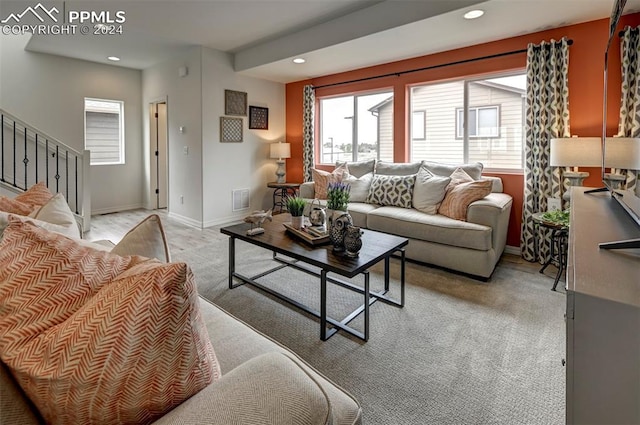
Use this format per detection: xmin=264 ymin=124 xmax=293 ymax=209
xmin=375 ymin=161 xmax=422 ymax=176
xmin=3 ymin=258 xmax=219 ymax=425
xmin=336 ymin=159 xmax=375 ymax=178
xmin=0 ymin=212 xmax=76 ymax=240
xmin=422 ymin=161 xmax=483 ymax=180
xmin=111 ymin=214 xmax=171 ymax=262
xmin=29 ymin=193 xmax=80 ymax=239
xmin=0 ymin=197 xmax=33 ymax=216
xmin=343 ymin=172 xmax=373 ymax=203
xmin=0 ymin=218 xmax=137 ymax=352
xmin=439 ymin=180 xmax=493 ymax=221
xmin=412 ymin=168 xmax=451 ymax=214
xmin=345 ymin=202 xmax=379 ymax=228
xmin=367 ymin=206 xmax=492 ymax=251
xmin=312 ymin=164 xmax=348 ymax=199
xmin=366 ymin=174 xmax=416 ymax=208
xmin=14 ymin=182 xmax=53 ymax=210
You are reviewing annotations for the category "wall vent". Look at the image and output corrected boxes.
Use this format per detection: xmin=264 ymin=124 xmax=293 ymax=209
xmin=232 ymin=189 xmax=250 ymax=212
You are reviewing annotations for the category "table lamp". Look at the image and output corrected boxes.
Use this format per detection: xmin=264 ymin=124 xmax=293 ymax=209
xmin=603 ymin=137 xmax=640 ymax=189
xmin=270 ymin=141 xmax=291 ymax=184
xmin=550 ymin=137 xmax=602 ymax=201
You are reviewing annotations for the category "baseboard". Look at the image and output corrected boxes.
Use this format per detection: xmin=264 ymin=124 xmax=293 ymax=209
xmin=167 ymin=212 xmax=204 ymax=229
xmin=91 ymin=203 xmax=143 ymax=216
xmin=504 ymin=245 xmax=521 ymax=256
xmin=202 ymin=214 xmax=246 ymax=228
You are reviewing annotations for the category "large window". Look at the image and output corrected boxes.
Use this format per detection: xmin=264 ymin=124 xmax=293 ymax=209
xmin=319 ymin=91 xmax=393 ymax=164
xmin=410 ymin=73 xmax=526 ymax=170
xmin=84 ymin=98 xmax=124 ymax=165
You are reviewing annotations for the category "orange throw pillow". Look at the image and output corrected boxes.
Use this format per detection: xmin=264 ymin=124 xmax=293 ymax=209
xmin=312 ymin=163 xmax=348 ymax=199
xmin=14 ymin=182 xmax=53 ymax=210
xmin=0 ymin=197 xmax=32 ymax=215
xmin=438 ymin=180 xmax=493 ymax=221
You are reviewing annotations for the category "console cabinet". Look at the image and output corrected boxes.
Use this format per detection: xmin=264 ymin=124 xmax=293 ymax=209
xmin=565 ymin=188 xmax=640 ymax=424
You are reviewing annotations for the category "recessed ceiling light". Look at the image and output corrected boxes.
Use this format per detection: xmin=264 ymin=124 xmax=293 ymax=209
xmin=107 ymin=56 xmax=120 ymax=61
xmin=464 ymin=9 xmax=484 ymax=20
xmin=292 ymin=58 xmax=306 ymax=64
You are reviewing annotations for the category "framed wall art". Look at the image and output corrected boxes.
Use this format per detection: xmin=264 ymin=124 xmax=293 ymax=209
xmin=224 ymin=89 xmax=247 ymax=116
xmin=249 ymin=106 xmax=269 ymax=130
xmin=220 ymin=117 xmax=243 ymax=143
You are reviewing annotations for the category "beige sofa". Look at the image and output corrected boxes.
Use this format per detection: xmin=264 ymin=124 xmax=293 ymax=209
xmin=0 ymin=199 xmax=362 ymax=424
xmin=301 ymin=160 xmax=512 ymax=279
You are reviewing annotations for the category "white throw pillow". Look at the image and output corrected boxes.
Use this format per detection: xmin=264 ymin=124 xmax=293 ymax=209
xmin=31 ymin=193 xmax=80 ymax=239
xmin=412 ymin=168 xmax=452 ymax=214
xmin=111 ymin=214 xmax=171 ymax=262
xmin=343 ymin=172 xmax=373 ymax=203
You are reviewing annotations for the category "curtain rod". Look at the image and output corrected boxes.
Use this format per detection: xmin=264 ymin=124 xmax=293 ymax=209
xmin=312 ymin=39 xmax=573 ymax=90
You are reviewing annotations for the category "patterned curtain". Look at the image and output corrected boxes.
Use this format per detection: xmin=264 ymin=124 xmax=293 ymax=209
xmin=302 ymin=85 xmax=315 ymax=182
xmin=521 ymin=38 xmax=571 ymax=262
xmin=617 ymin=26 xmax=640 ymax=192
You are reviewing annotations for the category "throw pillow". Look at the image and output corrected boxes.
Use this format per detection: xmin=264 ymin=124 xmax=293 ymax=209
xmin=30 ymin=193 xmax=80 ymax=239
xmin=0 ymin=217 xmax=138 ymax=354
xmin=14 ymin=182 xmax=53 ymax=210
xmin=335 ymin=159 xmax=375 ymax=178
xmin=312 ymin=163 xmax=348 ymax=199
xmin=111 ymin=214 xmax=171 ymax=262
xmin=1 ymin=212 xmax=79 ymax=240
xmin=0 ymin=196 xmax=33 ymax=216
xmin=343 ymin=172 xmax=373 ymax=203
xmin=375 ymin=161 xmax=422 ymax=176
xmin=4 ymin=259 xmax=219 ymax=425
xmin=438 ymin=179 xmax=493 ymax=221
xmin=423 ymin=161 xmax=484 ymax=180
xmin=366 ymin=174 xmax=416 ymax=208
xmin=412 ymin=167 xmax=452 ymax=214
xmin=446 ymin=167 xmax=475 ymax=191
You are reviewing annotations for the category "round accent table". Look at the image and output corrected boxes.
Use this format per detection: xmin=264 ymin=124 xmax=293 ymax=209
xmin=532 ymin=212 xmax=569 ymax=291
xmin=267 ymin=182 xmax=301 ymax=214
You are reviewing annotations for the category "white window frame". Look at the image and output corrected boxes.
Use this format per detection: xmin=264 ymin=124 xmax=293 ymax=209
xmin=456 ymin=105 xmax=500 ymax=139
xmin=84 ymin=98 xmax=125 ymax=165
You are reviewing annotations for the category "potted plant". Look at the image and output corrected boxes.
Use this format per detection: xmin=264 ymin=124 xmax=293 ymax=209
xmin=326 ymin=182 xmax=350 ymax=211
xmin=326 ymin=182 xmax=352 ymax=249
xmin=286 ymin=196 xmax=306 ymax=229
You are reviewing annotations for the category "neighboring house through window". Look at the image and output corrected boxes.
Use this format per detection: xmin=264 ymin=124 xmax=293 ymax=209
xmin=456 ymin=106 xmax=500 ymax=138
xmin=84 ymin=98 xmax=124 ymax=165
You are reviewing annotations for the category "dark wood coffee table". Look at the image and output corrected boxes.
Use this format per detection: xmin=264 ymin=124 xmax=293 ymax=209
xmin=220 ymin=214 xmax=408 ymax=341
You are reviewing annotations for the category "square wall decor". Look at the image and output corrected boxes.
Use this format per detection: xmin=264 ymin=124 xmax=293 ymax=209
xmin=225 ymin=89 xmax=247 ymax=116
xmin=220 ymin=117 xmax=243 ymax=143
xmin=249 ymin=106 xmax=269 ymax=130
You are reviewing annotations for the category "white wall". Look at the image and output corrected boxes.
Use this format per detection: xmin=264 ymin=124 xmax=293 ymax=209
xmin=142 ymin=47 xmax=203 ymax=226
xmin=0 ymin=33 xmax=143 ymax=214
xmin=142 ymin=46 xmax=285 ymax=228
xmin=201 ymin=48 xmax=285 ymax=226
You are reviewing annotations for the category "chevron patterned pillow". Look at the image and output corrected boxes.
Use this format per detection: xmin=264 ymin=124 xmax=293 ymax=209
xmin=0 ymin=196 xmax=33 ymax=216
xmin=0 ymin=218 xmax=219 ymax=425
xmin=14 ymin=182 xmax=53 ymax=210
xmin=366 ymin=174 xmax=416 ymax=208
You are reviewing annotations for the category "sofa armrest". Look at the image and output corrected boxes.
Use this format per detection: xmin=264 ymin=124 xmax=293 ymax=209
xmin=481 ymin=176 xmax=503 ymax=193
xmin=299 ymin=181 xmax=315 ymax=199
xmin=467 ymin=193 xmax=513 ymax=256
xmin=152 ymin=352 xmax=331 ymax=425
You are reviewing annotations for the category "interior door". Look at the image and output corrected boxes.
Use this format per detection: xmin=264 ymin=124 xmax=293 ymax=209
xmin=150 ymin=101 xmax=168 ymax=209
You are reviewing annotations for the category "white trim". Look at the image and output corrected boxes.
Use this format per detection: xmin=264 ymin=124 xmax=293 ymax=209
xmin=91 ymin=203 xmax=143 ymax=215
xmin=202 ymin=214 xmax=246 ymax=228
xmin=167 ymin=212 xmax=203 ymax=229
xmin=504 ymin=245 xmax=521 ymax=256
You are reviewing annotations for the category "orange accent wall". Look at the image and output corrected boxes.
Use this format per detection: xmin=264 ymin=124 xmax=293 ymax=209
xmin=285 ymin=14 xmax=640 ymax=249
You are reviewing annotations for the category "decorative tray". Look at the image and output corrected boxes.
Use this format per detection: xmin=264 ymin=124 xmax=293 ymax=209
xmin=283 ymin=223 xmax=330 ymax=246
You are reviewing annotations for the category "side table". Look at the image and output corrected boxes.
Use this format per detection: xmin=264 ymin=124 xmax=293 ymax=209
xmin=532 ymin=212 xmax=569 ymax=291
xmin=267 ymin=182 xmax=301 ymax=213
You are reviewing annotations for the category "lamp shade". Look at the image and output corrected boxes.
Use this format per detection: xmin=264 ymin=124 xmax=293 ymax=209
xmin=604 ymin=137 xmax=640 ymax=169
xmin=550 ymin=137 xmax=602 ymax=167
xmin=270 ymin=142 xmax=291 ymax=160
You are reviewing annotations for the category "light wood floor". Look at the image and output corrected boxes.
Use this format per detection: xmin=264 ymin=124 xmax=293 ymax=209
xmin=86 ymin=208 xmax=548 ymax=280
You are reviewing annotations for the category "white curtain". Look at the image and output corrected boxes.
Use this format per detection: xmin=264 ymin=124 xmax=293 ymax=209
xmin=521 ymin=38 xmax=571 ymax=263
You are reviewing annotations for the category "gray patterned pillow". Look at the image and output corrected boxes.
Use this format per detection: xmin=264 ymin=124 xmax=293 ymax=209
xmin=366 ymin=174 xmax=416 ymax=208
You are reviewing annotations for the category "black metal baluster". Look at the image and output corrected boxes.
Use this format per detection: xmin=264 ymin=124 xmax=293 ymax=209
xmin=45 ymin=139 xmax=49 ymax=187
xmin=24 ymin=127 xmax=28 ymax=189
xmin=1 ymin=114 xmax=4 ymax=183
xmin=65 ymin=150 xmax=69 ymax=203
xmin=12 ymin=121 xmax=16 ymax=187
xmin=74 ymin=155 xmax=78 ymax=214
xmin=55 ymin=145 xmax=59 ymax=193
xmin=35 ymin=134 xmax=38 ymax=183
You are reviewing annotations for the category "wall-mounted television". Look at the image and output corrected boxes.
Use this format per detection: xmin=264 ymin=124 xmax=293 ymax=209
xmin=598 ymin=0 xmax=640 ymax=249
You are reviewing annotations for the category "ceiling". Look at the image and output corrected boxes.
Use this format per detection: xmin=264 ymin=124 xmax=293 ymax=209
xmin=3 ymin=0 xmax=640 ymax=84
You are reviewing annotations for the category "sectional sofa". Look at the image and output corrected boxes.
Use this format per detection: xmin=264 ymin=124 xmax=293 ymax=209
xmin=301 ymin=160 xmax=513 ymax=279
xmin=0 ymin=184 xmax=362 ymax=425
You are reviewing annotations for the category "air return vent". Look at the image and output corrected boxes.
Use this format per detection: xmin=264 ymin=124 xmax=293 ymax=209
xmin=232 ymin=189 xmax=249 ymax=212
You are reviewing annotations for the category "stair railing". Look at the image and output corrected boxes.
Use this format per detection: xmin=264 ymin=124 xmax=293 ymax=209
xmin=0 ymin=109 xmax=91 ymax=230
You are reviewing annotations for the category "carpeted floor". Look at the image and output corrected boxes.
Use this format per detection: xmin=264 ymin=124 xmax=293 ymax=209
xmin=90 ymin=211 xmax=566 ymax=424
